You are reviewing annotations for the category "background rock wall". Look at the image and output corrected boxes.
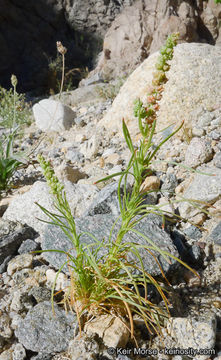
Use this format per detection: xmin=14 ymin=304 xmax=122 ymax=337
xmin=0 ymin=0 xmax=220 ymax=93
xmin=94 ymin=0 xmax=221 ymax=80
xmin=0 ymin=0 xmax=133 ymax=93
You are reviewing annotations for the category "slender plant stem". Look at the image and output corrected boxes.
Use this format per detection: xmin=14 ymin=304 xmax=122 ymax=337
xmin=59 ymin=54 xmax=65 ymax=100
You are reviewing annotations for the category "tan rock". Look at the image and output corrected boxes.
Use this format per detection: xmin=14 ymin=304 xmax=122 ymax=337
xmin=140 ymin=176 xmax=160 ymax=193
xmin=0 ymin=349 xmax=13 ymax=360
xmin=7 ymin=254 xmax=33 ymax=276
xmin=105 ymin=153 xmax=121 ymax=166
xmin=55 ymin=163 xmax=87 ymax=183
xmin=85 ymin=314 xmax=130 ymax=348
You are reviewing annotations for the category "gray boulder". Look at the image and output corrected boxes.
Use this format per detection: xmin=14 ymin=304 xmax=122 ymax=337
xmin=41 ymin=213 xmax=179 ymax=277
xmin=15 ymin=301 xmax=77 ymax=354
xmin=3 ymin=181 xmax=98 ymax=234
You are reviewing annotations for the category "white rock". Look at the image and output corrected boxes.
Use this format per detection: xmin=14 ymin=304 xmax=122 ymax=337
xmin=167 ymin=313 xmax=216 ymax=360
xmin=79 ymin=134 xmax=99 ymax=159
xmin=33 ymin=99 xmax=76 ymax=132
xmin=55 ymin=163 xmax=87 ymax=183
xmin=0 ymin=349 xmax=13 ymax=360
xmin=184 ymin=137 xmax=213 ymax=168
xmin=46 ymin=269 xmax=69 ymax=291
xmin=12 ymin=344 xmax=26 ymax=360
xmin=178 ymin=166 xmax=221 ymax=219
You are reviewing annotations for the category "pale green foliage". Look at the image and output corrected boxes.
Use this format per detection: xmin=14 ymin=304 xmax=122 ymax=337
xmin=0 ymin=87 xmax=31 ymax=129
xmin=0 ymin=129 xmax=22 ymax=193
xmin=153 ymin=33 xmax=179 ymax=86
xmin=0 ymin=76 xmax=28 ymax=193
xmin=96 ymin=77 xmax=126 ymax=101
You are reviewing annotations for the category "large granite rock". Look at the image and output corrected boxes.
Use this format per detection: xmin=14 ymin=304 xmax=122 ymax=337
xmin=3 ymin=181 xmax=98 ymax=233
xmin=15 ymin=301 xmax=77 ymax=354
xmin=99 ymin=43 xmax=221 ymax=140
xmin=41 ymin=213 xmax=179 ymax=277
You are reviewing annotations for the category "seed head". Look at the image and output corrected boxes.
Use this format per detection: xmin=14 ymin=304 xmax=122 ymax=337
xmin=11 ymin=74 xmax=18 ymax=88
xmin=56 ymin=41 xmax=67 ymax=55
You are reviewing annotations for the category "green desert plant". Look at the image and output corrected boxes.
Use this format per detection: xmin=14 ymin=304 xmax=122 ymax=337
xmin=36 ymin=33 xmax=198 ymax=342
xmin=0 ymin=75 xmax=28 ymax=194
xmin=0 ymin=76 xmax=31 ymax=129
xmin=47 ymin=43 xmax=89 ymax=95
xmin=0 ymin=129 xmax=22 ymax=193
xmin=96 ymin=77 xmax=127 ymax=101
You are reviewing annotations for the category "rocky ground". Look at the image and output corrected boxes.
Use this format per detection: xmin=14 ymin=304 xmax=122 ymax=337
xmin=0 ymin=42 xmax=221 ymax=360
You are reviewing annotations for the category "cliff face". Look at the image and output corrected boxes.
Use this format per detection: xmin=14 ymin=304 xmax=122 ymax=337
xmin=0 ymin=0 xmax=220 ymax=94
xmin=0 ymin=0 xmax=134 ymax=93
xmin=93 ymin=0 xmax=221 ymax=81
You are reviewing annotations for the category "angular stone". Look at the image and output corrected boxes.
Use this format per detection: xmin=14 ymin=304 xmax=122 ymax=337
xmin=54 ymin=84 xmax=111 ymax=107
xmin=178 ymin=166 xmax=221 ymax=219
xmin=214 ymin=152 xmax=221 ymax=168
xmin=0 ymin=219 xmax=36 ymax=273
xmin=79 ymin=134 xmax=99 ymax=159
xmin=85 ymin=182 xmax=124 ymax=217
xmin=33 ymin=99 xmax=76 ymax=132
xmin=68 ymin=335 xmax=100 ymax=360
xmin=28 ymin=287 xmax=51 ymax=303
xmin=15 ymin=301 xmax=77 ymax=354
xmin=0 ymin=349 xmax=13 ymax=360
xmin=207 ymin=221 xmax=221 ymax=245
xmin=18 ymin=239 xmax=39 ymax=255
xmin=0 ymin=313 xmax=13 ymax=339
xmin=65 ymin=147 xmax=85 ymax=164
xmin=12 ymin=344 xmax=26 ymax=360
xmin=161 ymin=173 xmax=178 ymax=197
xmin=41 ymin=213 xmax=178 ymax=277
xmin=55 ymin=163 xmax=87 ymax=183
xmin=184 ymin=138 xmax=213 ymax=168
xmin=140 ymin=176 xmax=160 ymax=192
xmin=7 ymin=254 xmax=33 ymax=276
xmin=85 ymin=315 xmax=129 ymax=348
